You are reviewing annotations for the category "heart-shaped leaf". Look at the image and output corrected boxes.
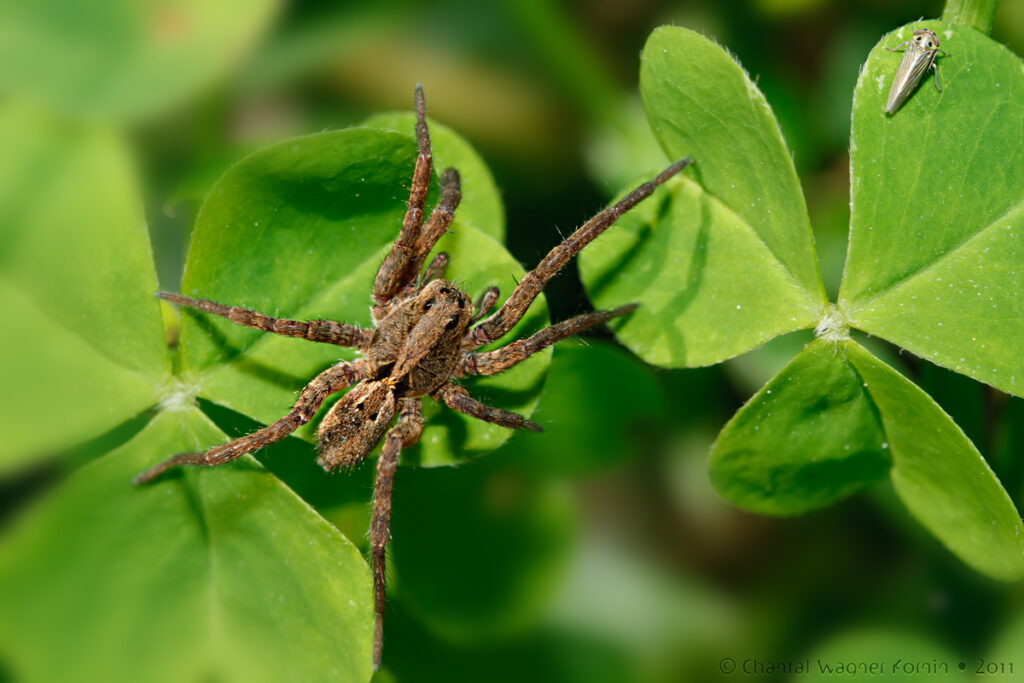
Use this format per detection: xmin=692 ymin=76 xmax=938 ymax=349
xmin=0 ymin=407 xmax=373 ymax=683
xmin=0 ymin=0 xmax=280 ymax=122
xmin=711 ymin=336 xmax=1024 ymax=580
xmin=709 ymin=339 xmax=890 ymax=515
xmin=177 ymin=127 xmax=548 ymax=467
xmin=844 ymin=341 xmax=1024 ymax=581
xmin=842 ymin=21 xmax=1024 ymax=397
xmin=0 ymin=104 xmax=169 ymax=472
xmin=587 ymin=25 xmax=827 ymax=366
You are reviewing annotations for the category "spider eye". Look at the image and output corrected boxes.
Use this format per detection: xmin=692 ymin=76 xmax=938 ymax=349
xmin=439 ymin=287 xmax=451 ymax=295
xmin=424 ymin=299 xmax=435 ymax=310
xmin=445 ymin=316 xmax=459 ymax=330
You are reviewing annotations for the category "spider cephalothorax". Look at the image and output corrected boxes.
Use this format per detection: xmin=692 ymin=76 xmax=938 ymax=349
xmin=135 ymin=85 xmax=692 ymax=670
xmin=315 ymin=278 xmax=479 ymax=470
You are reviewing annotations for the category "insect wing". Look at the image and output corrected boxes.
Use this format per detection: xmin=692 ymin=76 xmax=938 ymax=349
xmin=886 ymin=42 xmax=936 ymax=114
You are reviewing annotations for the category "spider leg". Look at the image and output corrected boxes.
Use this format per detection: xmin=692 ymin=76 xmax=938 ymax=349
xmin=370 ymin=398 xmax=424 ymax=670
xmin=158 ymin=292 xmax=370 ymax=348
xmin=469 ymin=286 xmax=499 ymax=324
xmin=456 ymin=303 xmax=637 ymax=377
xmin=133 ymin=360 xmax=367 ymax=484
xmin=464 ymin=157 xmax=692 ymax=350
xmin=432 ymin=382 xmax=542 ymax=431
xmin=373 ymin=84 xmax=432 ymax=318
xmin=417 ymin=251 xmax=449 ymax=289
xmin=404 ymin=167 xmax=461 ymax=283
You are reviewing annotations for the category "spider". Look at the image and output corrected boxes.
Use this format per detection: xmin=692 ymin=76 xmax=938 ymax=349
xmin=134 ymin=85 xmax=692 ymax=670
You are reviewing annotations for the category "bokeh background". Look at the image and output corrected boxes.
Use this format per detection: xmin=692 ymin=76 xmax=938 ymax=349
xmin=2 ymin=1 xmax=1024 ymax=681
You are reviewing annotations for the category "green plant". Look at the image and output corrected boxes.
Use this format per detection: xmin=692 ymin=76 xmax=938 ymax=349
xmin=579 ymin=13 xmax=1024 ymax=580
xmin=1 ymin=1 xmax=1021 ymax=681
xmin=0 ymin=106 xmax=553 ymax=681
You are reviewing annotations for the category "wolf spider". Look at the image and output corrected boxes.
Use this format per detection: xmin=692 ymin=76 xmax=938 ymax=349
xmin=135 ymin=85 xmax=691 ymax=670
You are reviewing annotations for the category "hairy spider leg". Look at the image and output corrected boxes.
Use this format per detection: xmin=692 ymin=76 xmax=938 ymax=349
xmin=133 ymin=360 xmax=366 ymax=484
xmin=464 ymin=157 xmax=693 ymax=350
xmin=402 ymin=167 xmax=460 ymax=284
xmin=457 ymin=303 xmax=637 ymax=377
xmin=417 ymin=251 xmax=449 ymax=289
xmin=370 ymin=398 xmax=424 ymax=670
xmin=432 ymin=382 xmax=542 ymax=431
xmin=158 ymin=292 xmax=370 ymax=347
xmin=470 ymin=286 xmax=500 ymax=324
xmin=373 ymin=84 xmax=432 ymax=318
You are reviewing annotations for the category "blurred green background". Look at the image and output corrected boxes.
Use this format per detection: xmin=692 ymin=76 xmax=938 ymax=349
xmin=2 ymin=0 xmax=1024 ymax=681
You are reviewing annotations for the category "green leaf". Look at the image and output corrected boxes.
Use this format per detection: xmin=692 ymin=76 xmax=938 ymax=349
xmin=0 ymin=407 xmax=372 ymax=683
xmin=711 ymin=337 xmax=1024 ymax=579
xmin=580 ymin=174 xmax=825 ymax=367
xmin=724 ymin=329 xmax=816 ymax=396
xmin=0 ymin=104 xmax=169 ymax=472
xmin=844 ymin=342 xmax=1024 ymax=582
xmin=177 ymin=127 xmax=548 ymax=467
xmin=842 ymin=21 xmax=1024 ymax=397
xmin=596 ymin=25 xmax=826 ymax=366
xmin=361 ymin=111 xmax=505 ymax=241
xmin=0 ymin=0 xmax=280 ymax=122
xmin=709 ymin=339 xmax=890 ymax=515
xmin=390 ymin=458 xmax=576 ymax=641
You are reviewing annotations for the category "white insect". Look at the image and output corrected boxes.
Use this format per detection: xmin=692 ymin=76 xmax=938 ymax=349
xmin=884 ymin=28 xmax=949 ymax=115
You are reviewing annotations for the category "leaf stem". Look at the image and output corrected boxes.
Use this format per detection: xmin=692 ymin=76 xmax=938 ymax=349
xmin=941 ymin=0 xmax=998 ymax=34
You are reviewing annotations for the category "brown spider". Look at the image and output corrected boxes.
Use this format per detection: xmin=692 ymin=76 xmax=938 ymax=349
xmin=134 ymin=85 xmax=692 ymax=670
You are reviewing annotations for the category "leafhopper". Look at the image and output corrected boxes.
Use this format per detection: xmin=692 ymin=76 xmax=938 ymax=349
xmin=884 ymin=28 xmax=949 ymax=115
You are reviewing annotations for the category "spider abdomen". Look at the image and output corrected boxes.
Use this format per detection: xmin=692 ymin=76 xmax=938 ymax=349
xmin=316 ymin=380 xmax=397 ymax=470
